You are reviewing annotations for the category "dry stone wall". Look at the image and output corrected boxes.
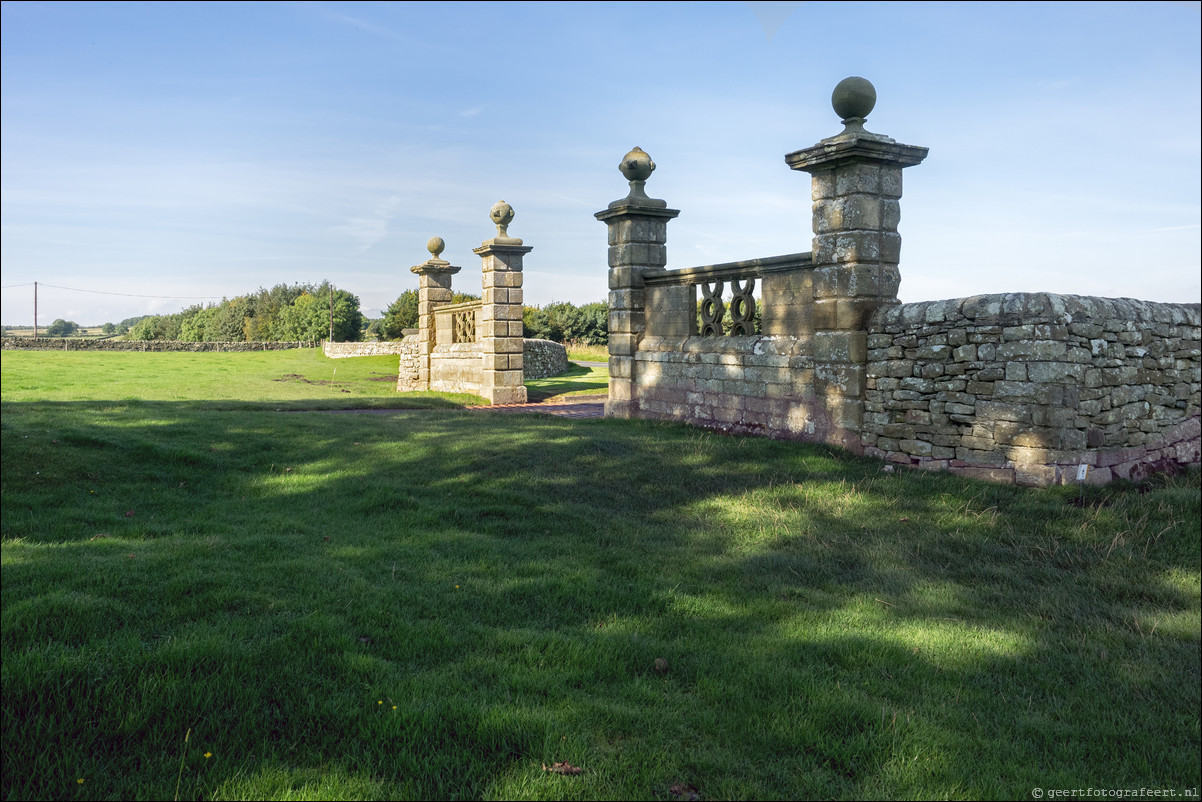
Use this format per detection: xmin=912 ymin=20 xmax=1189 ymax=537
xmin=397 ymin=340 xmax=421 ymax=391
xmin=523 ymin=339 xmax=569 ymax=380
xmin=863 ymin=294 xmax=1201 ymax=485
xmin=1 ymin=338 xmax=319 ymax=352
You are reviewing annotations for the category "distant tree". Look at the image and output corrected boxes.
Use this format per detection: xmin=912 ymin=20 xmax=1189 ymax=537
xmin=575 ymin=302 xmax=608 ymax=346
xmin=126 ymin=317 xmax=157 ymax=339
xmin=117 ymin=282 xmax=364 ymax=342
xmin=101 ymin=322 xmax=117 ymax=335
xmin=119 ymin=315 xmax=152 ymax=330
xmin=244 ymin=284 xmax=310 ymax=341
xmin=127 ymin=314 xmax=182 ymax=340
xmin=45 ymin=319 xmax=80 ymax=337
xmin=206 ymin=296 xmax=251 ymax=342
xmin=522 ymin=301 xmax=607 ymax=345
xmin=271 ymin=282 xmax=363 ymax=342
xmin=177 ymin=305 xmax=215 ymax=341
xmin=380 ymin=290 xmax=419 ymax=340
xmin=378 ymin=290 xmax=483 ymax=341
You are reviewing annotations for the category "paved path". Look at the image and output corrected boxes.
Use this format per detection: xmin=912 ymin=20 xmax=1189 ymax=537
xmin=467 ymin=394 xmax=606 ymax=419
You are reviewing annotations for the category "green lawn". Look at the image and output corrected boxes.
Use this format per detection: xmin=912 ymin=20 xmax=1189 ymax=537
xmin=525 ymin=363 xmax=608 ymax=402
xmin=0 ymin=349 xmax=480 ymax=409
xmin=2 ymin=350 xmax=1199 ymax=800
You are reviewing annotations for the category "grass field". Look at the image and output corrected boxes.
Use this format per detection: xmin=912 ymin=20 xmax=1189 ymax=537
xmin=524 ymin=363 xmax=608 ymax=402
xmin=2 ymin=349 xmax=1199 ymax=800
xmin=4 ymin=326 xmax=112 ymax=339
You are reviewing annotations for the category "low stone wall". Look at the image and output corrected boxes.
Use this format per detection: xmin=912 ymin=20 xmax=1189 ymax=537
xmin=633 ymin=335 xmax=838 ymax=440
xmin=396 ymin=338 xmax=567 ymax=392
xmin=524 ymin=338 xmax=569 ymax=380
xmin=323 ymin=341 xmax=407 ymax=359
xmin=1 ymin=337 xmax=319 ymax=352
xmin=397 ymin=340 xmax=421 ymax=392
xmin=429 ymin=343 xmax=484 ymax=395
xmin=863 ymin=293 xmax=1201 ymax=485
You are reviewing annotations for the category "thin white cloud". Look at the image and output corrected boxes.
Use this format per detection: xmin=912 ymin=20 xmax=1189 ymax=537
xmin=312 ymin=4 xmax=427 ymax=48
xmin=330 ymin=194 xmax=406 ymax=251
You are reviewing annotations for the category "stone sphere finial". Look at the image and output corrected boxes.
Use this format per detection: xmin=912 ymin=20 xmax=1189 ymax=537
xmin=616 ymin=146 xmax=666 ymax=207
xmin=489 ymin=200 xmax=515 ymax=239
xmin=832 ymin=76 xmax=876 ymax=121
xmin=426 ymin=236 xmax=446 ymax=259
xmin=831 ymin=76 xmax=877 ymax=138
xmin=619 ymin=146 xmax=655 ymax=183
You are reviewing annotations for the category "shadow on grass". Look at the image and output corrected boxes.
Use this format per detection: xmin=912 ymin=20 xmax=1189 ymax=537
xmin=524 ymin=364 xmax=608 ymax=403
xmin=2 ymin=398 xmax=1199 ymax=799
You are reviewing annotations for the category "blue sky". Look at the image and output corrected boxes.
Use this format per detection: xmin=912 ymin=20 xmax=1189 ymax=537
xmin=2 ymin=0 xmax=1199 ymax=326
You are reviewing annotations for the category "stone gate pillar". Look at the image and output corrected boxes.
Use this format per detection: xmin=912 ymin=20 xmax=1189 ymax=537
xmin=474 ymin=200 xmax=531 ymax=405
xmin=595 ymin=147 xmax=680 ymax=418
xmin=785 ymin=77 xmax=928 ymax=449
xmin=409 ymin=237 xmax=460 ymax=392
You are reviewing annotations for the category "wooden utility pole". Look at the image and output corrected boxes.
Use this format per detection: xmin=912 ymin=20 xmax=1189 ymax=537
xmin=328 ymin=285 xmax=334 ymax=342
xmin=33 ymin=281 xmax=38 ymax=339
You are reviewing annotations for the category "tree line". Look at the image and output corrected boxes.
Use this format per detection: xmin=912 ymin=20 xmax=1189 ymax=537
xmin=48 ymin=284 xmax=607 ymax=346
xmin=121 ymin=282 xmax=364 ymax=342
xmin=376 ymin=291 xmax=607 ymax=345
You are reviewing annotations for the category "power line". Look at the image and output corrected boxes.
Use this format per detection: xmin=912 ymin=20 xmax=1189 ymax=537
xmin=1 ymin=282 xmax=36 ymax=289
xmin=25 ymin=282 xmax=225 ymax=300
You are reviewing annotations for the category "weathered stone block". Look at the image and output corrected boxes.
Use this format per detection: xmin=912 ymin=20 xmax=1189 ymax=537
xmin=810 ymin=171 xmax=836 ymax=201
xmin=812 ymin=330 xmax=867 ymax=363
xmin=1005 ymin=363 xmax=1028 ymax=381
xmin=835 ymin=162 xmax=881 ymax=195
xmin=609 ymin=267 xmax=646 ymax=289
xmin=899 ymin=439 xmax=933 ymax=457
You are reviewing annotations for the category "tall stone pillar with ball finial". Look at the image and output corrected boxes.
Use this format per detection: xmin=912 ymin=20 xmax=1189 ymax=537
xmin=474 ymin=200 xmax=532 ymax=405
xmin=785 ymin=77 xmax=928 ymax=449
xmin=595 ymin=147 xmax=681 ymax=419
xmin=408 ymin=236 xmax=461 ymax=392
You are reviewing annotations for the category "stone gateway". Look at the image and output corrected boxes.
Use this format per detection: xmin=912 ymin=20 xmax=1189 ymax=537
xmin=597 ymin=78 xmax=1199 ymax=486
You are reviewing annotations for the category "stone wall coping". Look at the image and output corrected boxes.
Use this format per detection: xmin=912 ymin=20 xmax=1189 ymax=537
xmin=643 ymin=252 xmax=813 ymax=287
xmin=871 ymin=292 xmax=1201 ymax=327
xmin=432 ymin=342 xmax=483 ymax=355
xmin=434 ymin=299 xmax=484 ymax=315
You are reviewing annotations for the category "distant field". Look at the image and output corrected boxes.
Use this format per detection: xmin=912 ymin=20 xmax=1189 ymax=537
xmin=2 ymin=349 xmax=1199 ymax=800
xmin=0 ymin=349 xmax=480 ymax=409
xmin=3 ymin=326 xmax=110 ymax=338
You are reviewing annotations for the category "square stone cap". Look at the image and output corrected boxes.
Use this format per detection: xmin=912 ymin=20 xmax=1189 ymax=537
xmin=411 ymin=259 xmax=462 ymax=275
xmin=786 ymin=136 xmax=928 ymax=173
xmin=473 ymin=240 xmax=533 ymax=256
xmin=595 ymin=203 xmax=681 ymax=222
